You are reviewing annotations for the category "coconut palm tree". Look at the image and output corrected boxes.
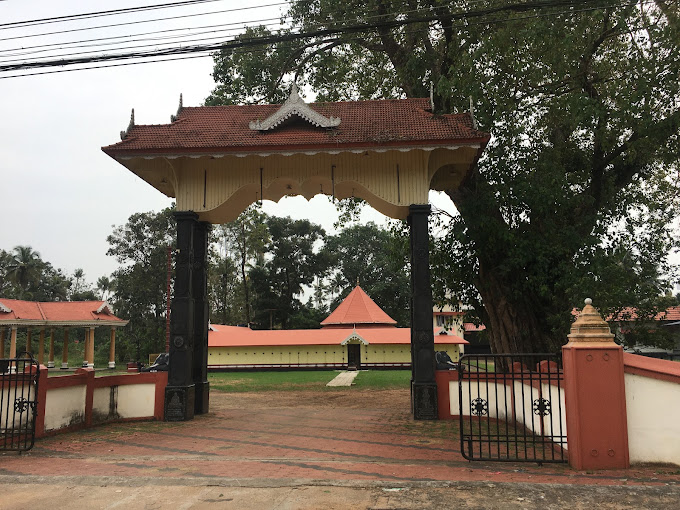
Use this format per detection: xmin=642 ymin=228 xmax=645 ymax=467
xmin=8 ymin=246 xmax=42 ymax=299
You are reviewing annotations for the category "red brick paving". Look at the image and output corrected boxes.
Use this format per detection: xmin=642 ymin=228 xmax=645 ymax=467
xmin=1 ymin=390 xmax=678 ymax=488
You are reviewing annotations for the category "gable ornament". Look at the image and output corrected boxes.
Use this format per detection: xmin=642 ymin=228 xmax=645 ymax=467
xmin=249 ymin=83 xmax=340 ymax=131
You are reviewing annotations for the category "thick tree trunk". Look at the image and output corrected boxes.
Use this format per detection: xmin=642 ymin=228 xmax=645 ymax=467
xmin=447 ymin=180 xmax=562 ymax=355
xmin=476 ymin=259 xmax=559 ymax=354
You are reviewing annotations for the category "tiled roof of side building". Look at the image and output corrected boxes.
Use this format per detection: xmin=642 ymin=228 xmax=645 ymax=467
xmin=0 ymin=299 xmax=126 ymax=324
xmin=102 ymin=98 xmax=490 ymax=155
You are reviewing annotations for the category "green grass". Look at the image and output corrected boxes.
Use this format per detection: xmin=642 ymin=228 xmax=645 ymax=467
xmin=208 ymin=369 xmax=413 ymax=392
xmin=208 ymin=370 xmax=338 ymax=392
xmin=353 ymin=370 xmax=411 ymax=388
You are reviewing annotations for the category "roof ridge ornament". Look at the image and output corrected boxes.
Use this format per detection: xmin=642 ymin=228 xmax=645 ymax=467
xmin=249 ymin=83 xmax=341 ymax=131
xmin=120 ymin=108 xmax=135 ymax=140
xmin=170 ymin=93 xmax=183 ymax=122
xmin=469 ymin=96 xmax=478 ymax=130
xmin=96 ymin=301 xmax=115 ymax=315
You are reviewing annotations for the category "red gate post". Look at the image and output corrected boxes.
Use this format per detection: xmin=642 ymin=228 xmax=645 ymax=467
xmin=562 ymin=298 xmax=629 ymax=470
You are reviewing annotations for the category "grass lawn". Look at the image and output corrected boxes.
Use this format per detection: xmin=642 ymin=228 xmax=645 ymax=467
xmin=353 ymin=370 xmax=411 ymax=388
xmin=208 ymin=370 xmax=412 ymax=392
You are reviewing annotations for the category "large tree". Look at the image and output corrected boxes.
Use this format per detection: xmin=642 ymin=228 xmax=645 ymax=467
xmin=0 ymin=246 xmax=71 ymax=301
xmin=250 ymin=216 xmax=328 ymax=329
xmin=207 ymin=1 xmax=680 ymax=353
xmin=213 ymin=205 xmax=270 ymax=325
xmin=106 ymin=207 xmax=175 ymax=361
xmin=323 ymin=222 xmax=410 ymax=326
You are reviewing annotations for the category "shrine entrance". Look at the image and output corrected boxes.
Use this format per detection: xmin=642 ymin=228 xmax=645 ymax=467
xmin=103 ymin=85 xmax=489 ymax=421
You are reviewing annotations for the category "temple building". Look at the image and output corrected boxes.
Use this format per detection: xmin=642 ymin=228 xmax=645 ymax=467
xmin=0 ymin=299 xmax=127 ymax=368
xmin=208 ymin=285 xmax=467 ymax=370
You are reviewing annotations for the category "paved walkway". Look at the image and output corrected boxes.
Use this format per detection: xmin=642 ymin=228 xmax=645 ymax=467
xmin=325 ymin=370 xmax=359 ymax=386
xmin=1 ymin=389 xmax=678 ymax=509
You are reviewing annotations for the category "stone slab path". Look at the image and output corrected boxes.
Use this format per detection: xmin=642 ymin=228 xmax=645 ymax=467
xmin=325 ymin=370 xmax=359 ymax=386
xmin=1 ymin=389 xmax=678 ymax=509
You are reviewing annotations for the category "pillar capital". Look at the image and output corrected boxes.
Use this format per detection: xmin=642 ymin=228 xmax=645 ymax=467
xmin=408 ymin=203 xmax=431 ymax=216
xmin=567 ymin=298 xmax=615 ymax=344
xmin=173 ymin=210 xmax=199 ymax=222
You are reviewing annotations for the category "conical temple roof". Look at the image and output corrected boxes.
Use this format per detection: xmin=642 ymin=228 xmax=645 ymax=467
xmin=321 ymin=286 xmax=397 ymax=327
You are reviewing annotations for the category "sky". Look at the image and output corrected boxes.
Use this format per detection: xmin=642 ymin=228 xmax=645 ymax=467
xmin=0 ymin=0 xmax=458 ymax=288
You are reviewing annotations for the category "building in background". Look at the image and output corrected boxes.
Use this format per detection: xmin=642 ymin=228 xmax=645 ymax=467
xmin=208 ymin=285 xmax=467 ymax=370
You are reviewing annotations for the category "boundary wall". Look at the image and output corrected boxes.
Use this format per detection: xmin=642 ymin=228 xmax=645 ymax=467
xmin=623 ymin=353 xmax=680 ymax=465
xmin=34 ymin=367 xmax=167 ymax=438
xmin=436 ymin=351 xmax=680 ymax=467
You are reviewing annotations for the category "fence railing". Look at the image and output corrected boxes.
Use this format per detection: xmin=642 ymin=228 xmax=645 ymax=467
xmin=458 ymin=353 xmax=567 ymax=464
xmin=1 ymin=354 xmax=40 ymax=452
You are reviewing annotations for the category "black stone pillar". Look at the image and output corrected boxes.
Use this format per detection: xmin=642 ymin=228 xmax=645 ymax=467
xmin=192 ymin=221 xmax=210 ymax=415
xmin=165 ymin=211 xmax=197 ymax=421
xmin=408 ymin=204 xmax=438 ymax=420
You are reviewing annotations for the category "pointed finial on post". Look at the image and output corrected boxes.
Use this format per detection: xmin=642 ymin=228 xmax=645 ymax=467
xmin=567 ymin=298 xmax=615 ymax=343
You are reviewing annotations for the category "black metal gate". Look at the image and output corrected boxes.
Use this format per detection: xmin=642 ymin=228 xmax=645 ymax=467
xmin=458 ymin=353 xmax=567 ymax=464
xmin=1 ymin=354 xmax=40 ymax=452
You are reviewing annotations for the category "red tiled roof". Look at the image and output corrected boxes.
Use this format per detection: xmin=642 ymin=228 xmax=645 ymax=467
xmin=570 ymin=305 xmax=680 ymax=322
xmin=102 ymin=98 xmax=489 ymax=156
xmin=608 ymin=306 xmax=680 ymax=322
xmin=321 ymin=286 xmax=396 ymax=327
xmin=463 ymin=323 xmax=486 ymax=332
xmin=0 ymin=299 xmax=126 ymax=325
xmin=208 ymin=324 xmax=467 ymax=347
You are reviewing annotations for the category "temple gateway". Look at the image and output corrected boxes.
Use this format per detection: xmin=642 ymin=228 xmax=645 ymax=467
xmin=103 ymin=86 xmax=490 ymax=421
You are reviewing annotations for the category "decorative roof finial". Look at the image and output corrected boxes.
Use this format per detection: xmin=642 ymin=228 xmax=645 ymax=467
xmin=430 ymin=81 xmax=434 ymax=111
xmin=171 ymin=93 xmax=183 ymax=122
xmin=249 ymin=83 xmax=341 ymax=131
xmin=120 ymin=108 xmax=135 ymax=140
xmin=356 ymin=276 xmax=360 ymax=287
xmin=469 ymin=96 xmax=478 ymax=130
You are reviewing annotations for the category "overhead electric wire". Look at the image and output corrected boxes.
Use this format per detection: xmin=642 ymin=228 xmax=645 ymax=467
xmin=0 ymin=1 xmax=292 ymax=42
xmin=0 ymin=0 xmax=229 ymax=29
xmin=0 ymin=18 xmax=287 ymax=63
xmin=0 ymin=0 xmax=649 ymax=79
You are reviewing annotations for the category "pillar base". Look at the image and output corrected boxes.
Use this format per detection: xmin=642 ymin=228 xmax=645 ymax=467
xmin=108 ymin=362 xmax=116 ymax=369
xmin=194 ymin=380 xmax=210 ymax=415
xmin=412 ymin=381 xmax=438 ymax=420
xmin=87 ymin=363 xmax=94 ymax=369
xmin=164 ymin=385 xmax=195 ymax=422
xmin=47 ymin=361 xmax=55 ymax=368
xmin=61 ymin=362 xmax=68 ymax=369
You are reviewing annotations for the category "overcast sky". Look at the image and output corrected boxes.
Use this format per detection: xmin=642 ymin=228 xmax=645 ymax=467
xmin=0 ymin=1 xmax=456 ymax=289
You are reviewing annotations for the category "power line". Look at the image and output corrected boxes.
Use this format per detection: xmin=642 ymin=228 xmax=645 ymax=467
xmin=0 ymin=0 xmax=649 ymax=78
xmin=0 ymin=1 xmax=290 ymax=42
xmin=0 ymin=0 xmax=227 ymax=29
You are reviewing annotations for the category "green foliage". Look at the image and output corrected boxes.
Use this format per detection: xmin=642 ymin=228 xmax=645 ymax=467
xmin=0 ymin=246 xmax=71 ymax=301
xmin=250 ymin=215 xmax=328 ymax=329
xmin=322 ymin=222 xmax=410 ymax=326
xmin=210 ymin=205 xmax=270 ymax=325
xmin=106 ymin=206 xmax=176 ymax=361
